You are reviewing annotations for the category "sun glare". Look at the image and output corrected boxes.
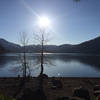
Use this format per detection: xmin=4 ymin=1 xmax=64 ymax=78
xmin=39 ymin=16 xmax=50 ymax=28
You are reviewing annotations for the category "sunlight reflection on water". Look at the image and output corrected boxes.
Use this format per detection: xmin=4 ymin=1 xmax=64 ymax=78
xmin=0 ymin=53 xmax=100 ymax=77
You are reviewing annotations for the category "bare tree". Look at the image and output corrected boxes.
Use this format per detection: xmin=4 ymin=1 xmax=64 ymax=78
xmin=19 ymin=32 xmax=34 ymax=79
xmin=33 ymin=28 xmax=50 ymax=76
xmin=20 ymin=32 xmax=28 ymax=78
xmin=33 ymin=28 xmax=51 ymax=99
xmin=13 ymin=32 xmax=32 ymax=79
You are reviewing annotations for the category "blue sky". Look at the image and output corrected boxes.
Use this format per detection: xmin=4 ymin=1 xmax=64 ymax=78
xmin=0 ymin=0 xmax=100 ymax=45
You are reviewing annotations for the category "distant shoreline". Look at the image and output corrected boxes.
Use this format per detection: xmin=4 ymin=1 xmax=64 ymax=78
xmin=0 ymin=77 xmax=100 ymax=79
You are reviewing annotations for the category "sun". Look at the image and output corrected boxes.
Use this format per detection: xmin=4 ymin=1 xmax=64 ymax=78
xmin=38 ymin=16 xmax=50 ymax=28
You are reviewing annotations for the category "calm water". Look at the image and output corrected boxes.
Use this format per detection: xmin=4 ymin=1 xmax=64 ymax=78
xmin=0 ymin=53 xmax=100 ymax=77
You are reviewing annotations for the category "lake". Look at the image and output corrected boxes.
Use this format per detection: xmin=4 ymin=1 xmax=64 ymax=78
xmin=0 ymin=53 xmax=100 ymax=77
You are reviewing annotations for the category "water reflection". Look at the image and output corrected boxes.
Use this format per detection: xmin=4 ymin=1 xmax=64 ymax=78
xmin=47 ymin=54 xmax=100 ymax=70
xmin=0 ymin=53 xmax=100 ymax=77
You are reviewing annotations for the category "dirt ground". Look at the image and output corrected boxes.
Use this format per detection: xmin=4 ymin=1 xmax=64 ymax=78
xmin=0 ymin=77 xmax=100 ymax=100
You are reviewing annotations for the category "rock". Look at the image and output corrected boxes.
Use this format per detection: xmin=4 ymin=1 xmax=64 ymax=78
xmin=70 ymin=97 xmax=85 ymax=100
xmin=94 ymin=90 xmax=100 ymax=97
xmin=73 ymin=87 xmax=90 ymax=100
xmin=56 ymin=96 xmax=69 ymax=100
xmin=42 ymin=74 xmax=48 ymax=79
xmin=83 ymin=80 xmax=94 ymax=86
xmin=52 ymin=79 xmax=63 ymax=89
xmin=38 ymin=74 xmax=48 ymax=79
xmin=51 ymin=86 xmax=57 ymax=90
xmin=94 ymin=85 xmax=100 ymax=91
xmin=93 ymin=85 xmax=100 ymax=97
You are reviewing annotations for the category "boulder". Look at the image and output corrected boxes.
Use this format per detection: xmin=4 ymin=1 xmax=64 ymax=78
xmin=52 ymin=79 xmax=63 ymax=89
xmin=93 ymin=85 xmax=100 ymax=97
xmin=38 ymin=74 xmax=48 ymax=79
xmin=94 ymin=90 xmax=100 ymax=97
xmin=94 ymin=85 xmax=100 ymax=91
xmin=73 ymin=87 xmax=90 ymax=100
xmin=70 ymin=97 xmax=85 ymax=100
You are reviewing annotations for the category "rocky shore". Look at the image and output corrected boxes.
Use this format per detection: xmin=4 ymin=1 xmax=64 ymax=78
xmin=0 ymin=77 xmax=100 ymax=100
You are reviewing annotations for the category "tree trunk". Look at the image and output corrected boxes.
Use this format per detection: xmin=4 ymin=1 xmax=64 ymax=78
xmin=23 ymin=46 xmax=26 ymax=78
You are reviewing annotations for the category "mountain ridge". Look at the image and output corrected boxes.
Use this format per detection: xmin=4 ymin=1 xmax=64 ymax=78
xmin=0 ymin=36 xmax=100 ymax=54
